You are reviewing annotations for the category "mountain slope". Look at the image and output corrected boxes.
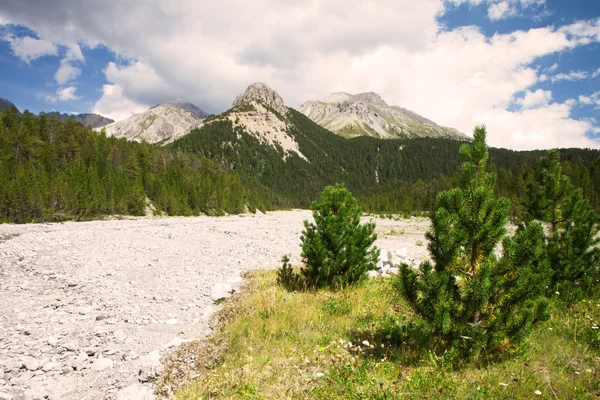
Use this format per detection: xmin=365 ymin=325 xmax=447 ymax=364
xmin=299 ymin=92 xmax=467 ymax=140
xmin=46 ymin=112 xmax=114 ymax=129
xmin=100 ymin=100 xmax=207 ymax=144
xmin=0 ymin=98 xmax=20 ymax=114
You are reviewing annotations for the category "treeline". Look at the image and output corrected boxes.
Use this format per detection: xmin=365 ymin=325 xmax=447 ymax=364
xmin=0 ymin=108 xmax=282 ymax=223
xmin=172 ymin=107 xmax=600 ymax=218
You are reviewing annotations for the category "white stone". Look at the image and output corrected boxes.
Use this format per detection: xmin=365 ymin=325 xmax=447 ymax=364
xmin=42 ymin=362 xmax=59 ymax=372
xmin=0 ymin=392 xmax=13 ymax=400
xmin=387 ymin=267 xmax=400 ymax=276
xmin=395 ymin=248 xmax=408 ymax=259
xmin=381 ymin=273 xmax=391 ymax=279
xmin=211 ymin=283 xmax=233 ymax=301
xmin=47 ymin=336 xmax=59 ymax=346
xmin=63 ymin=342 xmax=77 ymax=352
xmin=113 ymin=329 xmax=127 ymax=341
xmin=367 ymin=270 xmax=380 ymax=279
xmin=24 ymin=359 xmax=40 ymax=371
xmin=91 ymin=357 xmax=114 ymax=371
xmin=165 ymin=318 xmax=179 ymax=325
xmin=116 ymin=384 xmax=156 ymax=400
xmin=165 ymin=337 xmax=193 ymax=348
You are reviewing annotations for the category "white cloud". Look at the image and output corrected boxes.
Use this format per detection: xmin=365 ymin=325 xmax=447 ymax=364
xmin=446 ymin=0 xmax=547 ymax=21
xmin=579 ymin=92 xmax=600 ymax=108
xmin=3 ymin=35 xmax=57 ymax=63
xmin=488 ymin=2 xmax=516 ymax=21
xmin=57 ymin=86 xmax=80 ymax=101
xmin=516 ymin=89 xmax=552 ymax=109
xmin=1 ymin=1 xmax=599 ymax=150
xmin=55 ymin=63 xmax=81 ymax=84
xmin=93 ymin=84 xmax=150 ymax=121
xmin=46 ymin=86 xmax=81 ymax=103
xmin=546 ymin=62 xmax=558 ymax=72
xmin=552 ymin=70 xmax=589 ymax=82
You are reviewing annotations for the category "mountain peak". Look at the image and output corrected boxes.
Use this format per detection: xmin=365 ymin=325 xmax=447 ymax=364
xmin=232 ymin=82 xmax=287 ymax=116
xmin=151 ymin=99 xmax=208 ymax=119
xmin=349 ymin=92 xmax=388 ymax=107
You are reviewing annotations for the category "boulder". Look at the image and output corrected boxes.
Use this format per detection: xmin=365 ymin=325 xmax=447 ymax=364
xmin=91 ymin=357 xmax=114 ymax=371
xmin=211 ymin=283 xmax=233 ymax=301
xmin=116 ymin=384 xmax=156 ymax=400
xmin=366 ymin=270 xmax=380 ymax=279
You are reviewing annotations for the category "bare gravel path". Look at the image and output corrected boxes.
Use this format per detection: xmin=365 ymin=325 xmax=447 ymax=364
xmin=0 ymin=211 xmax=429 ymax=400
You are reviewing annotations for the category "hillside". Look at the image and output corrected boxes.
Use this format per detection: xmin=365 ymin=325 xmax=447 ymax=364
xmin=100 ymin=100 xmax=207 ymax=144
xmin=171 ymin=84 xmax=600 ymax=214
xmin=0 ymin=97 xmax=20 ymax=114
xmin=299 ymin=92 xmax=467 ymax=140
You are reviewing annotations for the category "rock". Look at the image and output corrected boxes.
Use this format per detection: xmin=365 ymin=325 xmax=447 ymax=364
xmin=23 ymin=387 xmax=47 ymax=400
xmin=367 ymin=270 xmax=380 ymax=279
xmin=376 ymin=260 xmax=383 ymax=271
xmin=41 ymin=362 xmax=59 ymax=372
xmin=379 ymin=252 xmax=389 ymax=263
xmin=211 ymin=283 xmax=233 ymax=301
xmin=395 ymin=248 xmax=408 ymax=259
xmin=140 ymin=351 xmax=162 ymax=377
xmin=47 ymin=336 xmax=59 ymax=346
xmin=0 ymin=392 xmax=13 ymax=400
xmin=381 ymin=265 xmax=390 ymax=274
xmin=76 ymin=352 xmax=88 ymax=365
xmin=388 ymin=251 xmax=400 ymax=267
xmin=381 ymin=273 xmax=391 ymax=279
xmin=387 ymin=267 xmax=400 ymax=276
xmin=232 ymin=82 xmax=288 ymax=116
xmin=91 ymin=357 xmax=114 ymax=371
xmin=113 ymin=329 xmax=127 ymax=341
xmin=165 ymin=318 xmax=179 ymax=325
xmin=24 ymin=359 xmax=40 ymax=371
xmin=63 ymin=342 xmax=77 ymax=352
xmin=165 ymin=337 xmax=193 ymax=348
xmin=116 ymin=384 xmax=156 ymax=400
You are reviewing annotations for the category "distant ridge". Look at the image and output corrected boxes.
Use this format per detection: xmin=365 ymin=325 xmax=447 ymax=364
xmin=299 ymin=92 xmax=467 ymax=140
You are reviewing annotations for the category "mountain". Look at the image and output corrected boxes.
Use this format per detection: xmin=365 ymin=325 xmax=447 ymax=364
xmin=171 ymin=82 xmax=600 ymax=213
xmin=46 ymin=112 xmax=114 ymax=129
xmin=198 ymin=82 xmax=307 ymax=159
xmin=0 ymin=98 xmax=20 ymax=114
xmin=100 ymin=100 xmax=208 ymax=144
xmin=299 ymin=92 xmax=467 ymax=140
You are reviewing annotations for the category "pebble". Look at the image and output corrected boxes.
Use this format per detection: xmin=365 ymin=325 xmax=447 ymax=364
xmin=24 ymin=359 xmax=40 ymax=371
xmin=47 ymin=336 xmax=59 ymax=346
xmin=63 ymin=343 xmax=77 ymax=352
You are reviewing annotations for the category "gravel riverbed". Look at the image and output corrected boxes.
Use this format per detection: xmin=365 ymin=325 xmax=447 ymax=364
xmin=0 ymin=211 xmax=429 ymax=399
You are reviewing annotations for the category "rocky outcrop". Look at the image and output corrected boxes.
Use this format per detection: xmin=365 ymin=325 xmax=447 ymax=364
xmin=232 ymin=82 xmax=288 ymax=116
xmin=99 ymin=100 xmax=207 ymax=144
xmin=299 ymin=92 xmax=468 ymax=140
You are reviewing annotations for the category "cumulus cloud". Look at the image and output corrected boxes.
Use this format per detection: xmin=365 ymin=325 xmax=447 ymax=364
xmin=93 ymin=84 xmax=150 ymax=121
xmin=0 ymin=1 xmax=599 ymax=150
xmin=552 ymin=70 xmax=590 ymax=82
xmin=45 ymin=86 xmax=81 ymax=103
xmin=516 ymin=89 xmax=552 ymax=109
xmin=55 ymin=63 xmax=81 ymax=85
xmin=488 ymin=1 xmax=516 ymax=21
xmin=446 ymin=0 xmax=547 ymax=21
xmin=3 ymin=35 xmax=57 ymax=63
xmin=579 ymin=92 xmax=600 ymax=108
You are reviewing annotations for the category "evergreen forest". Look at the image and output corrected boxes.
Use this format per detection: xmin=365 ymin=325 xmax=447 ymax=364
xmin=1 ymin=103 xmax=599 ymax=223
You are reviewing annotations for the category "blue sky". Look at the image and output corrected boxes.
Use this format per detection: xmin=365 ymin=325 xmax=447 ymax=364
xmin=0 ymin=0 xmax=599 ymax=150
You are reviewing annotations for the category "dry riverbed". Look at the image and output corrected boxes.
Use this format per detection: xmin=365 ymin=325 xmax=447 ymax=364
xmin=0 ymin=211 xmax=429 ymax=400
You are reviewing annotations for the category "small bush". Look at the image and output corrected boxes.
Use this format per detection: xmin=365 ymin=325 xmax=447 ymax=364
xmin=278 ymin=184 xmax=379 ymax=290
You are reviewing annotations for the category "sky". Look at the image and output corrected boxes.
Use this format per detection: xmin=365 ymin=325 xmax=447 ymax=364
xmin=0 ymin=0 xmax=599 ymax=150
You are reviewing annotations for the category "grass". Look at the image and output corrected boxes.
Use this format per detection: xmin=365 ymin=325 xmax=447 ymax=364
xmin=160 ymin=271 xmax=600 ymax=399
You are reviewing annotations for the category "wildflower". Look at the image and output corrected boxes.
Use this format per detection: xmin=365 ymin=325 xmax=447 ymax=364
xmin=555 ymin=291 xmax=560 ymax=295
xmin=362 ymin=340 xmax=370 ymax=346
xmin=534 ymin=390 xmax=542 ymax=395
xmin=315 ymin=372 xmax=325 ymax=378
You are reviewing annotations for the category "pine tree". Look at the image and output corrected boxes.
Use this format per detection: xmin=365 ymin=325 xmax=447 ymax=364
xmin=283 ymin=184 xmax=379 ymax=289
xmin=399 ymin=126 xmax=550 ymax=360
xmin=525 ymin=150 xmax=600 ymax=300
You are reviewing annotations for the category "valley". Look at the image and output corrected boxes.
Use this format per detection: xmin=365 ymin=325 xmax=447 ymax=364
xmin=0 ymin=211 xmax=429 ymax=400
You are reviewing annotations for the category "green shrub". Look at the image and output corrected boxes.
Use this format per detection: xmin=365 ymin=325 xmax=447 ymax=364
xmin=278 ymin=184 xmax=379 ymax=290
xmin=524 ymin=149 xmax=600 ymax=302
xmin=398 ymin=126 xmax=550 ymax=361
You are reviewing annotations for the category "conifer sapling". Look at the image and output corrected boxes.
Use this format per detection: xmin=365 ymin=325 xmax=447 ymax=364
xmin=398 ymin=126 xmax=550 ymax=360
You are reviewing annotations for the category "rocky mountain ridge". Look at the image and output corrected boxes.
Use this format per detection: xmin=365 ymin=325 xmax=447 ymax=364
xmin=299 ymin=92 xmax=467 ymax=140
xmin=47 ymin=112 xmax=114 ymax=129
xmin=0 ymin=97 xmax=20 ymax=114
xmin=99 ymin=100 xmax=208 ymax=144
xmin=198 ymin=83 xmax=306 ymax=159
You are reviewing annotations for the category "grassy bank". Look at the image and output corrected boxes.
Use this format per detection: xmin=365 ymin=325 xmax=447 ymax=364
xmin=159 ymin=270 xmax=600 ymax=399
